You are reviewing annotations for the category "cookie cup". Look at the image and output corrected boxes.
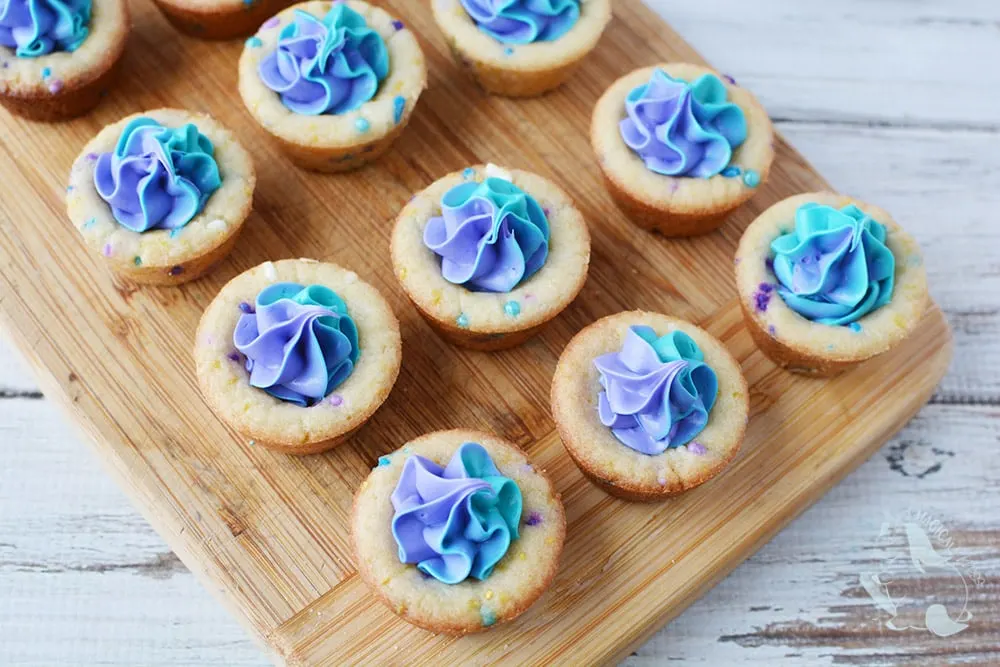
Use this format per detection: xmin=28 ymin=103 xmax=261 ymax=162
xmin=551 ymin=311 xmax=749 ymax=502
xmin=151 ymin=0 xmax=295 ymax=40
xmin=238 ymin=0 xmax=426 ymax=172
xmin=391 ymin=165 xmax=591 ymax=351
xmin=67 ymin=108 xmax=255 ymax=285
xmin=432 ymin=0 xmax=611 ymax=97
xmin=592 ymin=63 xmax=774 ymax=236
xmin=353 ymin=429 xmax=566 ymax=634
xmin=195 ymin=259 xmax=402 ymax=454
xmin=0 ymin=0 xmax=129 ymax=121
xmin=735 ymin=192 xmax=929 ymax=377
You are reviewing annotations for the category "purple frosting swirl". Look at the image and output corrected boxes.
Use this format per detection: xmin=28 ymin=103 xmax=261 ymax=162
xmin=93 ymin=117 xmax=222 ymax=233
xmin=390 ymin=442 xmax=522 ymax=585
xmin=423 ymin=177 xmax=550 ymax=293
xmin=595 ymin=326 xmax=718 ymax=455
xmin=459 ymin=0 xmax=579 ymax=44
xmin=233 ymin=283 xmax=359 ymax=407
xmin=620 ymin=69 xmax=747 ymax=179
xmin=257 ymin=4 xmax=389 ymax=116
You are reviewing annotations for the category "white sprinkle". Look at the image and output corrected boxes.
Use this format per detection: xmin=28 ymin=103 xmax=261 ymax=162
xmin=343 ymin=271 xmax=357 ymax=284
xmin=207 ymin=219 xmax=227 ymax=233
xmin=298 ymin=257 xmax=318 ymax=263
xmin=262 ymin=261 xmax=277 ymax=281
xmin=485 ymin=163 xmax=512 ymax=181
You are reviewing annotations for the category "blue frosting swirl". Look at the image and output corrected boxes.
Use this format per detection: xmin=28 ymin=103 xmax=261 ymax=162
xmin=423 ymin=177 xmax=550 ymax=293
xmin=595 ymin=326 xmax=718 ymax=455
xmin=258 ymin=4 xmax=389 ymax=116
xmin=620 ymin=69 xmax=747 ymax=178
xmin=233 ymin=283 xmax=360 ymax=407
xmin=459 ymin=0 xmax=579 ymax=44
xmin=93 ymin=118 xmax=222 ymax=233
xmin=772 ymin=203 xmax=896 ymax=326
xmin=391 ymin=442 xmax=522 ymax=585
xmin=0 ymin=0 xmax=89 ymax=57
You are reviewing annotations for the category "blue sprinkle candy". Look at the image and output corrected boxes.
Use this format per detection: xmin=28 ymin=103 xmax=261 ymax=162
xmin=41 ymin=67 xmax=51 ymax=79
xmin=462 ymin=167 xmax=475 ymax=180
xmin=81 ymin=217 xmax=96 ymax=230
xmin=743 ymin=170 xmax=761 ymax=188
xmin=721 ymin=166 xmax=741 ymax=178
xmin=133 ymin=256 xmax=142 ymax=267
xmin=456 ymin=313 xmax=469 ymax=328
xmin=377 ymin=455 xmax=391 ymax=467
xmin=503 ymin=300 xmax=520 ymax=317
xmin=355 ymin=117 xmax=370 ymax=133
xmin=849 ymin=322 xmax=862 ymax=333
xmin=245 ymin=36 xmax=262 ymax=47
xmin=481 ymin=608 xmax=497 ymax=627
xmin=503 ymin=47 xmax=514 ymax=56
xmin=392 ymin=96 xmax=405 ymax=124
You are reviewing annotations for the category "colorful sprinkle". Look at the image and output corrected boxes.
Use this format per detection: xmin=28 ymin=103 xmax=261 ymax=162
xmin=328 ymin=394 xmax=343 ymax=406
xmin=169 ymin=265 xmax=184 ymax=276
xmin=354 ymin=117 xmax=370 ymax=132
xmin=238 ymin=302 xmax=255 ymax=314
xmin=767 ymin=324 xmax=776 ymax=336
xmin=721 ymin=165 xmax=741 ymax=178
xmin=391 ymin=19 xmax=404 ymax=30
xmin=392 ymin=96 xmax=405 ymax=124
xmin=688 ymin=442 xmax=707 ymax=455
xmin=81 ymin=217 xmax=96 ymax=230
xmin=245 ymin=36 xmax=262 ymax=47
xmin=462 ymin=167 xmax=475 ymax=180
xmin=480 ymin=608 xmax=497 ymax=627
xmin=484 ymin=590 xmax=494 ymax=600
xmin=242 ymin=0 xmax=253 ymax=6
xmin=41 ymin=67 xmax=51 ymax=79
xmin=248 ymin=439 xmax=256 ymax=446
xmin=102 ymin=244 xmax=112 ymax=257
xmin=526 ymin=511 xmax=543 ymax=526
xmin=227 ymin=351 xmax=240 ymax=362
xmin=456 ymin=313 xmax=469 ymax=328
xmin=743 ymin=170 xmax=761 ymax=188
xmin=48 ymin=79 xmax=63 ymax=94
xmin=133 ymin=256 xmax=142 ymax=266
xmin=503 ymin=300 xmax=520 ymax=317
xmin=753 ymin=283 xmax=773 ymax=313
xmin=849 ymin=322 xmax=862 ymax=333
xmin=261 ymin=16 xmax=280 ymax=28
xmin=85 ymin=152 xmax=98 ymax=161
xmin=378 ymin=455 xmax=392 ymax=467
xmin=765 ymin=256 xmax=775 ymax=272
xmin=722 ymin=73 xmax=737 ymax=85
xmin=503 ymin=47 xmax=514 ymax=56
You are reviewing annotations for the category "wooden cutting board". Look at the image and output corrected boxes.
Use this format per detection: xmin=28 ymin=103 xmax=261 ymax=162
xmin=0 ymin=0 xmax=952 ymax=664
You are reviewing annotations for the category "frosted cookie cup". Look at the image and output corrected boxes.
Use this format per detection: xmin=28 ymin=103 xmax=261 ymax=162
xmin=151 ymin=0 xmax=295 ymax=40
xmin=735 ymin=192 xmax=929 ymax=377
xmin=0 ymin=0 xmax=129 ymax=121
xmin=433 ymin=0 xmax=610 ymax=97
xmin=391 ymin=164 xmax=591 ymax=351
xmin=353 ymin=429 xmax=565 ymax=634
xmin=195 ymin=259 xmax=402 ymax=455
xmin=592 ymin=63 xmax=774 ymax=236
xmin=66 ymin=108 xmax=255 ymax=285
xmin=238 ymin=0 xmax=426 ymax=172
xmin=551 ymin=311 xmax=749 ymax=502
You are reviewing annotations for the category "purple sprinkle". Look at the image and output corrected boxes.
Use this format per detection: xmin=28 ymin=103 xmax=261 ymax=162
xmin=1 ymin=62 xmax=7 ymax=69
xmin=722 ymin=74 xmax=737 ymax=85
xmin=238 ymin=302 xmax=254 ymax=314
xmin=48 ymin=79 xmax=63 ymax=94
xmin=669 ymin=180 xmax=680 ymax=193
xmin=261 ymin=16 xmax=280 ymax=28
xmin=206 ymin=335 xmax=214 ymax=345
xmin=226 ymin=352 xmax=240 ymax=362
xmin=523 ymin=293 xmax=535 ymax=301
xmin=758 ymin=282 xmax=774 ymax=293
xmin=86 ymin=152 xmax=98 ymax=161
xmin=767 ymin=324 xmax=776 ymax=336
xmin=328 ymin=394 xmax=343 ymax=406
xmin=391 ymin=19 xmax=404 ymax=30
xmin=688 ymin=442 xmax=707 ymax=455
xmin=765 ymin=256 xmax=775 ymax=272
xmin=542 ymin=207 xmax=551 ymax=216
xmin=754 ymin=288 xmax=772 ymax=313
xmin=102 ymin=244 xmax=112 ymax=257
xmin=526 ymin=512 xmax=543 ymax=526
xmin=168 ymin=265 xmax=183 ymax=276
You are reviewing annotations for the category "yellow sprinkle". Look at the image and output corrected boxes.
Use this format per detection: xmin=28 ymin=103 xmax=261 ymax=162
xmin=467 ymin=599 xmax=479 ymax=610
xmin=732 ymin=391 xmax=743 ymax=399
xmin=430 ymin=289 xmax=442 ymax=305
xmin=545 ymin=537 xmax=554 ymax=545
xmin=381 ymin=576 xmax=392 ymax=585
xmin=211 ymin=360 xmax=222 ymax=370
xmin=499 ymin=593 xmax=511 ymax=605
xmin=484 ymin=590 xmax=494 ymax=600
xmin=893 ymin=314 xmax=907 ymax=329
xmin=518 ymin=552 xmax=526 ymax=560
xmin=227 ymin=377 xmax=238 ymax=386
xmin=242 ymin=402 xmax=251 ymax=412
xmin=399 ymin=268 xmax=407 ymax=280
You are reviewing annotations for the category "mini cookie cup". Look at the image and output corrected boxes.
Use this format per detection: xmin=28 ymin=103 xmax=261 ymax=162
xmin=432 ymin=0 xmax=611 ymax=97
xmin=592 ymin=63 xmax=775 ymax=236
xmin=238 ymin=0 xmax=426 ymax=172
xmin=353 ymin=429 xmax=566 ymax=634
xmin=391 ymin=165 xmax=591 ymax=351
xmin=0 ymin=0 xmax=129 ymax=121
xmin=195 ymin=259 xmax=402 ymax=454
xmin=735 ymin=192 xmax=929 ymax=377
xmin=151 ymin=0 xmax=295 ymax=40
xmin=67 ymin=108 xmax=256 ymax=285
xmin=551 ymin=311 xmax=749 ymax=502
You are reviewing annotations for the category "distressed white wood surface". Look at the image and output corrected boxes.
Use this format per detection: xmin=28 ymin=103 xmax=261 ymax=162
xmin=2 ymin=0 xmax=998 ymax=664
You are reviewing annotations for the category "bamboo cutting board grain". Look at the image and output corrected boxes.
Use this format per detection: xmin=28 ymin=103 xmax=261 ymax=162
xmin=0 ymin=0 xmax=952 ymax=664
